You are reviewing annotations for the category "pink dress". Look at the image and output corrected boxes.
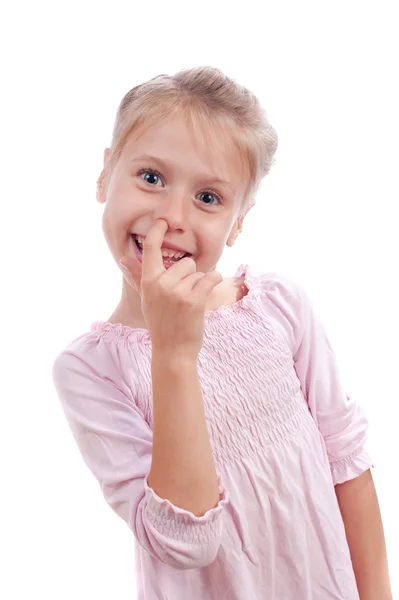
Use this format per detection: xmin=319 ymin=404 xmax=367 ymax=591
xmin=52 ymin=264 xmax=374 ymax=599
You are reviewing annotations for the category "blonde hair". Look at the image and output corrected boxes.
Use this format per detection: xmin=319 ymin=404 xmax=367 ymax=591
xmin=106 ymin=66 xmax=278 ymax=212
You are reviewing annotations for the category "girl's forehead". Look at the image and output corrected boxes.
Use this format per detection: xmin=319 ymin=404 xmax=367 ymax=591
xmin=122 ymin=116 xmax=248 ymax=182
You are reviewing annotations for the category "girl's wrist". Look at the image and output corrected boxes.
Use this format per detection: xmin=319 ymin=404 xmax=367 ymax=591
xmin=151 ymin=349 xmax=198 ymax=369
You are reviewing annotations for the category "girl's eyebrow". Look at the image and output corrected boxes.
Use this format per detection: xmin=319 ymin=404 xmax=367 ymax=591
xmin=130 ymin=154 xmax=236 ymax=194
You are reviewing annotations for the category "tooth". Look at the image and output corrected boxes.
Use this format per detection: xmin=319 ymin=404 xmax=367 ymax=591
xmin=161 ymin=251 xmax=185 ymax=259
xmin=136 ymin=235 xmax=186 ymax=259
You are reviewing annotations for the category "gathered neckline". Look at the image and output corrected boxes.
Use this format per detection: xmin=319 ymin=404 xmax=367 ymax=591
xmin=90 ymin=264 xmax=262 ymax=343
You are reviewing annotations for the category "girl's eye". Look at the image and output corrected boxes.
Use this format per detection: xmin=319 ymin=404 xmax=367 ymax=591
xmin=197 ymin=191 xmax=222 ymax=206
xmin=139 ymin=168 xmax=222 ymax=205
xmin=139 ymin=169 xmax=163 ymax=187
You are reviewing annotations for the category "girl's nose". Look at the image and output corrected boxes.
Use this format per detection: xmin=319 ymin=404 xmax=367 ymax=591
xmin=153 ymin=193 xmax=189 ymax=232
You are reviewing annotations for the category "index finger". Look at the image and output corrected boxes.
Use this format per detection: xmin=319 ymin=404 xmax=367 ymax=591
xmin=141 ymin=218 xmax=168 ymax=278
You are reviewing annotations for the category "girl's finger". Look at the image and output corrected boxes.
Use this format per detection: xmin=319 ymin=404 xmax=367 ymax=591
xmin=160 ymin=255 xmax=197 ymax=287
xmin=141 ymin=219 xmax=168 ymax=281
xmin=191 ymin=270 xmax=223 ymax=301
xmin=173 ymin=271 xmax=206 ymax=295
xmin=173 ymin=270 xmax=222 ymax=303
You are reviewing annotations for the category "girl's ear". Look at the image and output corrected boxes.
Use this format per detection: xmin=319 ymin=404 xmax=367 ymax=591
xmin=226 ymin=217 xmax=243 ymax=247
xmin=226 ymin=200 xmax=255 ymax=247
xmin=96 ymin=148 xmax=112 ymax=204
xmin=226 ymin=231 xmax=239 ymax=247
xmin=96 ymin=171 xmax=105 ymax=204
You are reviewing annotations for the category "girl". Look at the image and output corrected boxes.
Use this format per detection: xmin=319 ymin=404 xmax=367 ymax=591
xmin=52 ymin=67 xmax=392 ymax=599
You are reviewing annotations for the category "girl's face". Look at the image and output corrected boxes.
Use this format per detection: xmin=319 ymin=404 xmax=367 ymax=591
xmin=98 ymin=114 xmax=251 ymax=293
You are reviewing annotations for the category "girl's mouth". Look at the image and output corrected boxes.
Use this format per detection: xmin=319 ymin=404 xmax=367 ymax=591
xmin=130 ymin=234 xmax=192 ymax=268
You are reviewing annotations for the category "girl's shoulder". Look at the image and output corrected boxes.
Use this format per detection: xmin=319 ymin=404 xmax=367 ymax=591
xmin=52 ymin=322 xmax=143 ymax=404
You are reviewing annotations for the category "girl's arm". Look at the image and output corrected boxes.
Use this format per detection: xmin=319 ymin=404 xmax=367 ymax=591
xmin=148 ymin=352 xmax=220 ymax=517
xmin=52 ymin=341 xmax=227 ymax=570
xmin=335 ymin=469 xmax=392 ymax=600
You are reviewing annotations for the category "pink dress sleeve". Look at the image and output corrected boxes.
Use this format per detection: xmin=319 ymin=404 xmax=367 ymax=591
xmin=52 ymin=335 xmax=229 ymax=569
xmin=260 ymin=274 xmax=374 ymax=485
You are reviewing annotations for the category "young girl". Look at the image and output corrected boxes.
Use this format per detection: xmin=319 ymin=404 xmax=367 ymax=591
xmin=52 ymin=67 xmax=392 ymax=599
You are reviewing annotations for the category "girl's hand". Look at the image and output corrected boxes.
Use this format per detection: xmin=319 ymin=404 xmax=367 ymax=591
xmin=120 ymin=219 xmax=223 ymax=359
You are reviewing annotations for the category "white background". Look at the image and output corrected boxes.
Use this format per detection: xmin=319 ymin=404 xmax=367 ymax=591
xmin=1 ymin=1 xmax=398 ymax=598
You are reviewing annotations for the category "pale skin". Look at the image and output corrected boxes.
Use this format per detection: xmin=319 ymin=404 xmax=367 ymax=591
xmin=335 ymin=470 xmax=392 ymax=599
xmin=97 ymin=114 xmax=392 ymax=596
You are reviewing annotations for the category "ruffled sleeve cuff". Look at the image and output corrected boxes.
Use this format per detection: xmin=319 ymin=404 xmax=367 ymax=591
xmin=143 ymin=472 xmax=230 ymax=544
xmin=330 ymin=448 xmax=375 ymax=485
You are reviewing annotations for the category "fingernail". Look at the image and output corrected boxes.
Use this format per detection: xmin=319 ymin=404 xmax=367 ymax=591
xmin=119 ymin=259 xmax=128 ymax=269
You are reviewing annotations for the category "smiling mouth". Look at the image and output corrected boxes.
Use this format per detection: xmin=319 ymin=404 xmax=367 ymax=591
xmin=131 ymin=234 xmax=191 ymax=262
